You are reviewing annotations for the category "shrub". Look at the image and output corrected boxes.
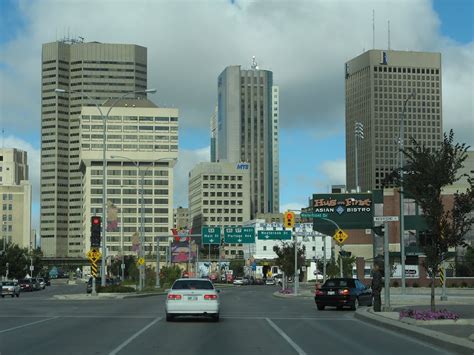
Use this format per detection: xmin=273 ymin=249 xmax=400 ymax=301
xmin=412 ymin=282 xmax=419 ymax=288
xmin=448 ymin=282 xmax=458 ymax=288
xmin=97 ymin=285 xmax=135 ymax=293
xmin=392 ymin=280 xmax=399 ymax=287
xmin=399 ymin=309 xmax=459 ymax=321
xmin=279 ymin=288 xmax=293 ymax=294
xmin=461 ymin=281 xmax=468 ymax=288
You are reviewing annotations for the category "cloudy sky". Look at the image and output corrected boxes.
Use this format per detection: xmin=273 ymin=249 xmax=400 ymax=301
xmin=0 ymin=0 xmax=473 ymax=233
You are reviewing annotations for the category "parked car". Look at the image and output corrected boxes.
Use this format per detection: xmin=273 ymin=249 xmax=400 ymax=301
xmin=273 ymin=274 xmax=283 ymax=286
xmin=314 ymin=278 xmax=372 ymax=311
xmin=19 ymin=279 xmax=34 ymax=292
xmin=1 ymin=281 xmax=21 ymax=298
xmin=165 ymin=278 xmax=220 ymax=322
xmin=254 ymin=278 xmax=265 ymax=285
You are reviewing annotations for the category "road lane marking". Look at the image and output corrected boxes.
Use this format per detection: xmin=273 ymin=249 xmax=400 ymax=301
xmin=265 ymin=318 xmax=307 ymax=355
xmin=0 ymin=317 xmax=59 ymax=334
xmin=108 ymin=316 xmax=162 ymax=355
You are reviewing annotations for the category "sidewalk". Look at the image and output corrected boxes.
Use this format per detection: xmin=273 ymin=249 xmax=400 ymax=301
xmin=275 ymin=286 xmax=474 ymax=354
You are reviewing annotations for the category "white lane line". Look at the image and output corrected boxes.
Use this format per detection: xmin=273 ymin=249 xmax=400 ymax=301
xmin=0 ymin=316 xmax=59 ymax=334
xmin=265 ymin=318 xmax=307 ymax=355
xmin=108 ymin=316 xmax=162 ymax=355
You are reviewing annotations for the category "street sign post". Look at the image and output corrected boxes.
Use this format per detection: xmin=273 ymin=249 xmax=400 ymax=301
xmin=257 ymin=230 xmax=292 ymax=240
xmin=300 ymin=212 xmax=329 ymax=219
xmin=202 ymin=227 xmax=221 ymax=245
xmin=373 ymin=216 xmax=399 ymax=222
xmin=224 ymin=227 xmax=255 ymax=244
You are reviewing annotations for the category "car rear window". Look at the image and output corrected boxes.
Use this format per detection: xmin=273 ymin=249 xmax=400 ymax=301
xmin=323 ymin=279 xmax=355 ymax=288
xmin=3 ymin=281 xmax=15 ymax=286
xmin=172 ymin=280 xmax=214 ymax=290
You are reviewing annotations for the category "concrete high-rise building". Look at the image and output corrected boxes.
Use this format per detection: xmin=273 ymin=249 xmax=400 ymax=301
xmin=173 ymin=207 xmax=190 ymax=230
xmin=213 ymin=64 xmax=279 ymax=218
xmin=0 ymin=148 xmax=32 ymax=250
xmin=41 ymin=39 xmax=147 ymax=257
xmin=345 ymin=50 xmax=442 ymax=192
xmin=80 ymin=99 xmax=178 ymax=257
xmin=188 ymin=162 xmax=250 ymax=259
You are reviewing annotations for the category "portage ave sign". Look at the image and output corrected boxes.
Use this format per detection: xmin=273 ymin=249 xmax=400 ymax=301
xmin=224 ymin=227 xmax=255 ymax=244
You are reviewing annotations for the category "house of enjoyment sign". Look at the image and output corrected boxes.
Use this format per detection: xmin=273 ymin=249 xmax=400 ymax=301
xmin=310 ymin=192 xmax=377 ymax=234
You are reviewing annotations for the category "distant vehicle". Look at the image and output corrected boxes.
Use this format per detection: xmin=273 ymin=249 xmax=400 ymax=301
xmin=314 ymin=278 xmax=372 ymax=311
xmin=233 ymin=277 xmax=245 ymax=285
xmin=36 ymin=278 xmax=46 ymax=289
xmin=313 ymin=272 xmax=324 ymax=281
xmin=165 ymin=278 xmax=220 ymax=322
xmin=49 ymin=268 xmax=58 ymax=279
xmin=1 ymin=281 xmax=20 ymax=298
xmin=273 ymin=274 xmax=283 ymax=286
xmin=265 ymin=279 xmax=276 ymax=285
xmin=19 ymin=279 xmax=34 ymax=292
xmin=254 ymin=278 xmax=265 ymax=285
xmin=30 ymin=278 xmax=42 ymax=291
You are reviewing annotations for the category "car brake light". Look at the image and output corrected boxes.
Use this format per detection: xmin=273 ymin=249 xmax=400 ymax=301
xmin=204 ymin=294 xmax=218 ymax=300
xmin=315 ymin=290 xmax=324 ymax=296
xmin=167 ymin=294 xmax=182 ymax=300
xmin=338 ymin=289 xmax=350 ymax=295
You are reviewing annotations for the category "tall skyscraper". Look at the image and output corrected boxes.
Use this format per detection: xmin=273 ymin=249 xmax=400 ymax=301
xmin=345 ymin=50 xmax=442 ymax=192
xmin=213 ymin=63 xmax=279 ymax=217
xmin=41 ymin=39 xmax=147 ymax=257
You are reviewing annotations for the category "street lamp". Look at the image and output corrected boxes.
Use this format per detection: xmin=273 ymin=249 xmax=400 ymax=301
xmin=55 ymin=88 xmax=156 ymax=287
xmin=354 ymin=122 xmax=364 ymax=193
xmin=399 ymin=91 xmax=416 ymax=294
xmin=111 ymin=155 xmax=174 ymax=291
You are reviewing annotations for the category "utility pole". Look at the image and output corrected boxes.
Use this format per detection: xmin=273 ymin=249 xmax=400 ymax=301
xmin=323 ymin=235 xmax=327 ymax=283
xmin=383 ymin=222 xmax=391 ymax=310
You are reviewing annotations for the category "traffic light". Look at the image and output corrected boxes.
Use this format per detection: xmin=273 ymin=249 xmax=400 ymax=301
xmin=283 ymin=211 xmax=295 ymax=229
xmin=91 ymin=216 xmax=102 ymax=247
xmin=372 ymin=225 xmax=385 ymax=236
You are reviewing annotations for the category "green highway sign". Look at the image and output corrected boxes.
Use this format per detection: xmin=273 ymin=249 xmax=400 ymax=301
xmin=300 ymin=212 xmax=329 ymax=219
xmin=224 ymin=227 xmax=255 ymax=244
xmin=202 ymin=226 xmax=221 ymax=245
xmin=257 ymin=230 xmax=292 ymax=240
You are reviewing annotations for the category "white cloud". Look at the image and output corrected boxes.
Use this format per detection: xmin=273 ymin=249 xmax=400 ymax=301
xmin=313 ymin=159 xmax=346 ymax=193
xmin=173 ymin=146 xmax=210 ymax=207
xmin=280 ymin=202 xmax=306 ymax=214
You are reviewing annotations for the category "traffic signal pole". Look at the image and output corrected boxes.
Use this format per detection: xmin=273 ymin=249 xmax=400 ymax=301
xmin=383 ymin=222 xmax=391 ymax=310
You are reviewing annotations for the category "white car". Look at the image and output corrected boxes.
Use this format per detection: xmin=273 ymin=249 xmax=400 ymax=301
xmin=233 ymin=277 xmax=245 ymax=285
xmin=1 ymin=281 xmax=21 ymax=298
xmin=165 ymin=278 xmax=220 ymax=322
xmin=265 ymin=279 xmax=275 ymax=285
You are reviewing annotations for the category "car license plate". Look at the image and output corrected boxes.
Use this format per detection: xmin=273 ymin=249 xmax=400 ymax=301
xmin=187 ymin=296 xmax=198 ymax=301
xmin=327 ymin=291 xmax=335 ymax=295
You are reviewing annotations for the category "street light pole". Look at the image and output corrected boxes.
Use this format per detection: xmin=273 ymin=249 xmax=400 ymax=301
xmin=399 ymin=91 xmax=415 ymax=294
xmin=55 ymin=88 xmax=156 ymax=288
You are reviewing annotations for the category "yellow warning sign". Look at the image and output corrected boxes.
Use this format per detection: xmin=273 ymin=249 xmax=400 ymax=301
xmin=87 ymin=248 xmax=102 ymax=263
xmin=137 ymin=257 xmax=145 ymax=266
xmin=333 ymin=229 xmax=348 ymax=245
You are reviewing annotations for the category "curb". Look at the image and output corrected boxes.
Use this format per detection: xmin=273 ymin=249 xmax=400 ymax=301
xmin=355 ymin=307 xmax=474 ymax=354
xmin=272 ymin=291 xmax=313 ymax=299
xmin=53 ymin=291 xmax=166 ymax=300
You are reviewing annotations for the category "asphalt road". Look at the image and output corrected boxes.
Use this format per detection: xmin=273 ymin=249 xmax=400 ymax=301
xmin=0 ymin=284 xmax=456 ymax=355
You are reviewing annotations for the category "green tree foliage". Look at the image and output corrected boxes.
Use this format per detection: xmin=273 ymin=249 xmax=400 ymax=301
xmin=323 ymin=254 xmax=356 ymax=278
xmin=159 ymin=265 xmax=182 ymax=288
xmin=0 ymin=244 xmax=44 ymax=279
xmin=456 ymin=246 xmax=474 ymax=277
xmin=229 ymin=259 xmax=245 ymax=276
xmin=110 ymin=255 xmax=138 ymax=281
xmin=387 ymin=130 xmax=474 ymax=311
xmin=273 ymin=242 xmax=305 ymax=279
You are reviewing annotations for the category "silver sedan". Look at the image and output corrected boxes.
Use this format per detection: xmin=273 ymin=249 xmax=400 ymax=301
xmin=165 ymin=278 xmax=220 ymax=322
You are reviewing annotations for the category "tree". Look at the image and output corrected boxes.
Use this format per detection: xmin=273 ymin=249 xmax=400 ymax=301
xmin=229 ymin=259 xmax=245 ymax=277
xmin=387 ymin=130 xmax=474 ymax=311
xmin=273 ymin=242 xmax=305 ymax=282
xmin=0 ymin=244 xmax=29 ymax=279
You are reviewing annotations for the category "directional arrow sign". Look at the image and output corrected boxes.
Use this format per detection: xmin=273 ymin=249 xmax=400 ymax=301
xmin=333 ymin=229 xmax=348 ymax=245
xmin=224 ymin=227 xmax=255 ymax=244
xmin=257 ymin=230 xmax=292 ymax=240
xmin=202 ymin=226 xmax=221 ymax=245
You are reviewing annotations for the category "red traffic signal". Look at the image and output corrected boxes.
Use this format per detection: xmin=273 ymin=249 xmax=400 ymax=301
xmin=92 ymin=217 xmax=101 ymax=225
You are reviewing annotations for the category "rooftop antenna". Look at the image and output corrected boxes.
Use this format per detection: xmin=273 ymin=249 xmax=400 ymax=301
xmin=251 ymin=56 xmax=259 ymax=70
xmin=372 ymin=9 xmax=375 ymax=49
xmin=388 ymin=20 xmax=391 ymax=50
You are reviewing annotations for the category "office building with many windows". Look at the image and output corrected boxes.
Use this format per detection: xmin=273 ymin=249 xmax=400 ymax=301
xmin=345 ymin=50 xmax=442 ymax=192
xmin=80 ymin=98 xmax=178 ymax=257
xmin=0 ymin=148 xmax=32 ymax=250
xmin=41 ymin=39 xmax=147 ymax=257
xmin=188 ymin=162 xmax=250 ymax=258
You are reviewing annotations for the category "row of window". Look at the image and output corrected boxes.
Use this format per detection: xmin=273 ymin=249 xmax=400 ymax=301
xmin=374 ymin=66 xmax=439 ymax=75
xmin=82 ymin=115 xmax=178 ymax=122
xmin=81 ymin=134 xmax=177 ymax=141
xmin=203 ymin=175 xmax=243 ymax=181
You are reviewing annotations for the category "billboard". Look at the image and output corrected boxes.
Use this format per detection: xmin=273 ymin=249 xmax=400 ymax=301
xmin=310 ymin=192 xmax=381 ymax=234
